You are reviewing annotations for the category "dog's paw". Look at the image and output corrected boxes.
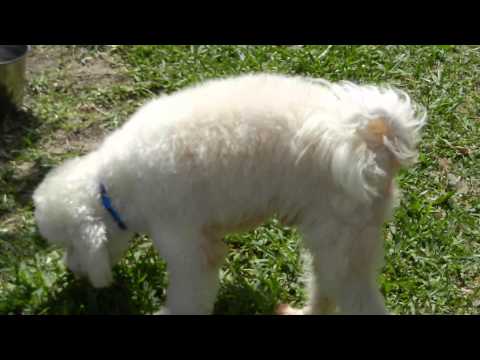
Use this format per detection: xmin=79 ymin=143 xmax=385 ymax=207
xmin=275 ymin=304 xmax=306 ymax=315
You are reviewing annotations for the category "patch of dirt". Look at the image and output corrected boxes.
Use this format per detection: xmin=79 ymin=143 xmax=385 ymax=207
xmin=27 ymin=46 xmax=130 ymax=90
xmin=26 ymin=46 xmax=65 ymax=78
xmin=13 ymin=161 xmax=35 ymax=178
xmin=24 ymin=46 xmax=135 ymax=157
xmin=43 ymin=125 xmax=107 ymax=156
xmin=65 ymin=54 xmax=129 ymax=90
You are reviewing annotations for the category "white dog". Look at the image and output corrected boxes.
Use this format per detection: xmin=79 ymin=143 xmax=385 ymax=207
xmin=33 ymin=73 xmax=426 ymax=315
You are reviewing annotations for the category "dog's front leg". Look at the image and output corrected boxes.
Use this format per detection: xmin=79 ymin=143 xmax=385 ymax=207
xmin=152 ymin=228 xmax=226 ymax=315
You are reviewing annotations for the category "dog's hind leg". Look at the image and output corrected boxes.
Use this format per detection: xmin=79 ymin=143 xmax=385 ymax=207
xmin=300 ymin=220 xmax=387 ymax=315
xmin=152 ymin=227 xmax=227 ymax=315
xmin=333 ymin=225 xmax=387 ymax=315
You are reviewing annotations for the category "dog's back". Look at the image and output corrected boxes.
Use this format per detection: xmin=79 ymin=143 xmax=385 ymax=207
xmin=92 ymin=73 xmax=425 ymax=232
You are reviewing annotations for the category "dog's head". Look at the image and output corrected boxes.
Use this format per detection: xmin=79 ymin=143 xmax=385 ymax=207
xmin=33 ymin=155 xmax=116 ymax=288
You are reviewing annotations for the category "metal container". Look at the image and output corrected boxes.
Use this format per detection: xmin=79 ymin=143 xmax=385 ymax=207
xmin=0 ymin=45 xmax=30 ymax=106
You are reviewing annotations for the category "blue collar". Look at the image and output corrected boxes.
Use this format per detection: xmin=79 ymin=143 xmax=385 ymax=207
xmin=100 ymin=183 xmax=128 ymax=230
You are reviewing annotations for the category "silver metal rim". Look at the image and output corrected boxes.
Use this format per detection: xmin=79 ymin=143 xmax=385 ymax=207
xmin=0 ymin=45 xmax=31 ymax=65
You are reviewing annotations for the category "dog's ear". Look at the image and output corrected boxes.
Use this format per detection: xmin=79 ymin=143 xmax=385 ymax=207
xmin=79 ymin=219 xmax=113 ymax=288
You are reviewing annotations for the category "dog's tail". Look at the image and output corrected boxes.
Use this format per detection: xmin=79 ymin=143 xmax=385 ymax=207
xmin=298 ymin=81 xmax=427 ymax=204
xmin=334 ymin=82 xmax=427 ymax=203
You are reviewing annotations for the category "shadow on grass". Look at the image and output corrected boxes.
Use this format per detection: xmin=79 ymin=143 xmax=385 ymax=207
xmin=38 ymin=274 xmax=144 ymax=315
xmin=0 ymin=230 xmax=49 ymax=264
xmin=35 ymin=272 xmax=284 ymax=315
xmin=0 ymin=84 xmax=43 ymax=159
xmin=214 ymin=280 xmax=286 ymax=315
xmin=36 ymin=249 xmax=167 ymax=315
xmin=0 ymin=84 xmax=54 ymax=220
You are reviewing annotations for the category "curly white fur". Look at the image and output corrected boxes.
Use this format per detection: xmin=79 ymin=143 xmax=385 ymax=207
xmin=33 ymin=73 xmax=426 ymax=314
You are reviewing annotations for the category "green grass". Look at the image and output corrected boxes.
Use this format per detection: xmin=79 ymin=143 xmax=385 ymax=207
xmin=1 ymin=45 xmax=479 ymax=314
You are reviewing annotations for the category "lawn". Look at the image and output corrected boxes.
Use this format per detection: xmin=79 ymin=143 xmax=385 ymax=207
xmin=0 ymin=45 xmax=479 ymax=314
